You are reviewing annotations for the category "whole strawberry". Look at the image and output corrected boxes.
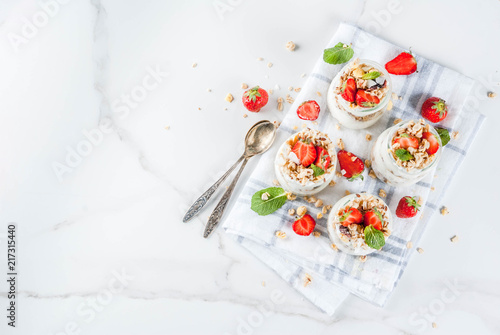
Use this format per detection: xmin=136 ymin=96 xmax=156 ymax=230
xmin=242 ymin=86 xmax=269 ymax=112
xmin=422 ymin=97 xmax=448 ymax=123
xmin=396 ymin=196 xmax=421 ymax=218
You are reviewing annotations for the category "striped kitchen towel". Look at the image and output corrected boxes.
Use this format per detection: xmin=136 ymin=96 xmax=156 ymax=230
xmin=222 ymin=23 xmax=485 ymax=315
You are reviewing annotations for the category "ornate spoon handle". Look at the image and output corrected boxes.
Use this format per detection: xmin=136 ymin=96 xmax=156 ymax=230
xmin=182 ymin=155 xmax=244 ymax=223
xmin=204 ymin=158 xmax=249 ymax=238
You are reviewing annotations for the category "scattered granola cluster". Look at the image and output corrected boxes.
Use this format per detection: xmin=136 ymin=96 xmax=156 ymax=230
xmin=390 ymin=119 xmax=437 ymax=171
xmin=335 ymin=194 xmax=391 ymax=250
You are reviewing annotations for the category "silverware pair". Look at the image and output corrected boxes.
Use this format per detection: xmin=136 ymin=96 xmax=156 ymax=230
xmin=183 ymin=120 xmax=277 ymax=238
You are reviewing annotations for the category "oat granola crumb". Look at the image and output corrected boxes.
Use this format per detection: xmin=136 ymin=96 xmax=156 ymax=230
xmin=301 ymin=73 xmax=306 ymax=78
xmin=335 ymin=123 xmax=341 ymax=130
xmin=432 ymin=322 xmax=437 ymax=329
xmin=407 ymin=241 xmax=413 ymax=249
xmin=359 ymin=255 xmax=367 ymax=263
xmin=304 ymin=273 xmax=312 ymax=287
xmin=207 ymin=88 xmax=211 ymax=92
xmin=297 ymin=206 xmax=307 ymax=216
xmin=345 ymin=190 xmax=351 ymax=196
xmin=336 ymin=171 xmax=342 ymax=178
xmin=329 ymin=180 xmax=336 ymax=186
xmin=269 ymin=89 xmax=273 ymax=94
xmin=365 ymin=134 xmax=372 ymax=141
xmin=275 ymin=231 xmax=287 ymax=239
xmin=165 ymin=126 xmax=170 ymax=130
xmin=312 ymin=121 xmax=318 ymax=125
xmin=192 ymin=62 xmax=197 ymax=68
xmin=331 ymin=243 xmax=338 ymax=251
xmin=272 ymin=179 xmax=280 ymax=186
xmin=241 ymin=83 xmax=248 ymax=89
xmin=288 ymin=208 xmax=295 ymax=216
xmin=369 ymin=169 xmax=377 ymax=179
xmin=302 ymin=123 xmax=307 ymax=128
xmin=198 ymin=107 xmax=201 ymax=110
xmin=225 ymin=93 xmax=234 ymax=102
xmin=316 ymin=212 xmax=323 ymax=219
xmin=261 ymin=192 xmax=270 ymax=201
xmin=286 ymin=41 xmax=296 ymax=51
xmin=393 ymin=118 xmax=402 ymax=125
xmin=286 ymin=193 xmax=296 ymax=201
xmin=487 ymin=91 xmax=497 ymax=98
xmin=262 ymin=281 xmax=266 ymax=286
xmin=431 ymin=187 xmax=435 ymax=191
xmin=312 ymin=231 xmax=321 ymax=237
xmin=450 ymin=235 xmax=459 ymax=243
xmin=336 ymin=138 xmax=345 ymax=150
xmin=417 ymin=197 xmax=423 ymax=205
xmin=365 ymin=159 xmax=371 ymax=168
xmin=322 ymin=206 xmax=328 ymax=214
xmin=277 ymin=97 xmax=284 ymax=111
xmin=293 ymin=125 xmax=298 ymax=130
xmin=451 ymin=131 xmax=459 ymax=139
xmin=440 ymin=206 xmax=449 ymax=215
xmin=392 ymin=92 xmax=398 ymax=100
xmin=379 ymin=189 xmax=387 ymax=198
xmin=316 ymin=91 xmax=322 ymax=96
xmin=257 ymin=57 xmax=263 ymax=61
xmin=295 ymin=87 xmax=301 ymax=92
xmin=273 ymin=121 xmax=281 ymax=128
xmin=288 ymin=86 xmax=293 ymax=91
xmin=243 ymin=114 xmax=248 ymax=118
xmin=286 ymin=95 xmax=294 ymax=104
xmin=308 ymin=196 xmax=317 ymax=203
xmin=267 ymin=62 xmax=273 ymax=68
xmin=314 ymin=199 xmax=323 ymax=208
xmin=417 ymin=247 xmax=424 ymax=254
xmin=387 ymin=100 xmax=393 ymax=111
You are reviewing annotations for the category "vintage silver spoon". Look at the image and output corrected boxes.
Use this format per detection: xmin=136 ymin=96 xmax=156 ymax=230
xmin=182 ymin=120 xmax=276 ymax=226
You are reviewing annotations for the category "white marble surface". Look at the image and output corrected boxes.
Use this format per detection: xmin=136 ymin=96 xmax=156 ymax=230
xmin=0 ymin=0 xmax=499 ymax=334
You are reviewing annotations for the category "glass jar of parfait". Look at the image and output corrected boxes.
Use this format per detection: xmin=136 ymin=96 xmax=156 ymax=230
xmin=327 ymin=59 xmax=392 ymax=129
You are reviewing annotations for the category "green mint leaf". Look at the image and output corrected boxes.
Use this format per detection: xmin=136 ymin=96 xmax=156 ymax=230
xmin=362 ymin=71 xmax=381 ymax=80
xmin=364 ymin=225 xmax=386 ymax=250
xmin=251 ymin=187 xmax=288 ymax=216
xmin=323 ymin=42 xmax=354 ymax=65
xmin=310 ymin=164 xmax=325 ymax=177
xmin=395 ymin=148 xmax=414 ymax=161
xmin=436 ymin=128 xmax=450 ymax=146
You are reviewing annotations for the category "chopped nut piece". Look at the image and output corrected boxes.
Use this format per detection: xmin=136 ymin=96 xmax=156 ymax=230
xmin=359 ymin=255 xmax=367 ymax=262
xmin=331 ymin=243 xmax=338 ymax=251
xmin=198 ymin=107 xmax=201 ymax=110
xmin=294 ymin=87 xmax=301 ymax=92
xmin=345 ymin=190 xmax=351 ymax=196
xmin=288 ymin=208 xmax=295 ymax=216
xmin=243 ymin=114 xmax=248 ymax=118
xmin=261 ymin=192 xmax=270 ymax=200
xmin=288 ymin=86 xmax=293 ymax=91
xmin=336 ymin=171 xmax=342 ymax=178
xmin=296 ymin=206 xmax=307 ymax=216
xmin=432 ymin=322 xmax=437 ymax=329
xmin=293 ymin=125 xmax=298 ymax=130
xmin=277 ymin=97 xmax=284 ymax=111
xmin=431 ymin=187 xmax=435 ymax=191
xmin=192 ymin=62 xmax=197 ymax=68
xmin=267 ymin=62 xmax=273 ymax=68
xmin=487 ymin=91 xmax=497 ymax=98
xmin=417 ymin=247 xmax=424 ymax=254
xmin=241 ymin=83 xmax=248 ymax=89
xmin=406 ymin=241 xmax=413 ymax=249
xmin=316 ymin=91 xmax=322 ymax=96
xmin=308 ymin=196 xmax=317 ymax=203
xmin=392 ymin=92 xmax=398 ymax=100
xmin=393 ymin=118 xmax=402 ymax=125
xmin=303 ymin=273 xmax=312 ymax=287
xmin=451 ymin=131 xmax=459 ymax=139
xmin=379 ymin=189 xmax=387 ymax=198
xmin=322 ymin=206 xmax=328 ymax=214
xmin=272 ymin=179 xmax=280 ymax=186
xmin=336 ymin=138 xmax=345 ymax=150
xmin=417 ymin=197 xmax=423 ymax=205
xmin=275 ymin=231 xmax=287 ymax=239
xmin=257 ymin=57 xmax=263 ymax=61
xmin=450 ymin=235 xmax=459 ymax=243
xmin=315 ymin=199 xmax=323 ymax=208
xmin=335 ymin=123 xmax=341 ymax=130
xmin=286 ymin=193 xmax=296 ymax=201
xmin=369 ymin=169 xmax=377 ymax=179
xmin=329 ymin=180 xmax=336 ymax=186
xmin=365 ymin=134 xmax=372 ymax=141
xmin=225 ymin=93 xmax=234 ymax=102
xmin=440 ymin=206 xmax=449 ymax=215
xmin=312 ymin=231 xmax=321 ymax=237
xmin=387 ymin=100 xmax=393 ymax=111
xmin=286 ymin=41 xmax=296 ymax=51
xmin=316 ymin=212 xmax=323 ymax=219
xmin=365 ymin=159 xmax=371 ymax=168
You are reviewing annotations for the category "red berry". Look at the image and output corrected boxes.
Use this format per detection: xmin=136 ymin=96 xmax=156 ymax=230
xmin=422 ymin=132 xmax=439 ymax=155
xmin=242 ymin=86 xmax=269 ymax=112
xmin=421 ymin=97 xmax=448 ymax=123
xmin=337 ymin=150 xmax=364 ymax=181
xmin=341 ymin=78 xmax=357 ymax=103
xmin=297 ymin=100 xmax=320 ymax=121
xmin=292 ymin=139 xmax=317 ymax=167
xmin=393 ymin=134 xmax=419 ymax=149
xmin=385 ymin=52 xmax=417 ymax=75
xmin=355 ymin=89 xmax=380 ymax=108
xmin=339 ymin=207 xmax=363 ymax=227
xmin=395 ymin=196 xmax=421 ymax=218
xmin=364 ymin=209 xmax=383 ymax=230
xmin=314 ymin=146 xmax=331 ymax=171
xmin=292 ymin=214 xmax=316 ymax=236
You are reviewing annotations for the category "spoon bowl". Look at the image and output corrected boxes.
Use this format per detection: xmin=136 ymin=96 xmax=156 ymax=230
xmin=244 ymin=120 xmax=277 ymax=158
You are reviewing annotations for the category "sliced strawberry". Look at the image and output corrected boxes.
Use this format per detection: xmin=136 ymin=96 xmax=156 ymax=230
xmin=337 ymin=150 xmax=364 ymax=181
xmin=422 ymin=131 xmax=439 ymax=155
xmin=385 ymin=52 xmax=417 ymax=75
xmin=292 ymin=214 xmax=316 ymax=236
xmin=421 ymin=97 xmax=448 ymax=123
xmin=393 ymin=133 xmax=419 ymax=149
xmin=292 ymin=139 xmax=317 ymax=167
xmin=314 ymin=146 xmax=331 ymax=171
xmin=364 ymin=209 xmax=383 ymax=231
xmin=339 ymin=207 xmax=363 ymax=227
xmin=341 ymin=78 xmax=357 ymax=103
xmin=297 ymin=100 xmax=320 ymax=121
xmin=355 ymin=90 xmax=380 ymax=108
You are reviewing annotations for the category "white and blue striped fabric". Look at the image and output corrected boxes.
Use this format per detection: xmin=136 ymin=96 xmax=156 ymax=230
xmin=222 ymin=23 xmax=485 ymax=315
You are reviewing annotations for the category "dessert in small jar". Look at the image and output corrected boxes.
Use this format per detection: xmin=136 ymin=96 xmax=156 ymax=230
xmin=371 ymin=119 xmax=442 ymax=187
xmin=327 ymin=193 xmax=393 ymax=256
xmin=327 ymin=59 xmax=392 ymax=129
xmin=274 ymin=128 xmax=337 ymax=196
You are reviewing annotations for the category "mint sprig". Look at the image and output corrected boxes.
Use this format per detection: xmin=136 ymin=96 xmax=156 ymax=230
xmin=364 ymin=225 xmax=385 ymax=249
xmin=310 ymin=164 xmax=325 ymax=177
xmin=251 ymin=187 xmax=288 ymax=216
xmin=362 ymin=71 xmax=381 ymax=80
xmin=323 ymin=42 xmax=354 ymax=65
xmin=395 ymin=148 xmax=414 ymax=161
xmin=436 ymin=128 xmax=450 ymax=146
